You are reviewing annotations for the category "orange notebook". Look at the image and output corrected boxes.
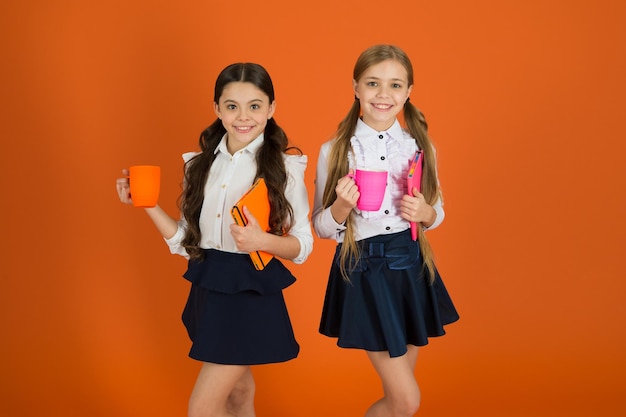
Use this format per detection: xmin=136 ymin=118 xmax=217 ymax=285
xmin=231 ymin=178 xmax=274 ymax=270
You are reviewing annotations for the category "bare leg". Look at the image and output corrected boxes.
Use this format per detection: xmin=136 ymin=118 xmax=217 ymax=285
xmin=364 ymin=346 xmax=421 ymax=417
xmin=226 ymin=367 xmax=256 ymax=417
xmin=188 ymin=362 xmax=253 ymax=417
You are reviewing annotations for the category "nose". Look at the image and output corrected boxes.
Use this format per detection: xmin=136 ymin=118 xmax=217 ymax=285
xmin=376 ymin=85 xmax=390 ymax=98
xmin=236 ymin=108 xmax=250 ymax=120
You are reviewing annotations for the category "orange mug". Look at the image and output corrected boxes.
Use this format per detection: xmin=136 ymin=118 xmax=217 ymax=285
xmin=128 ymin=165 xmax=160 ymax=208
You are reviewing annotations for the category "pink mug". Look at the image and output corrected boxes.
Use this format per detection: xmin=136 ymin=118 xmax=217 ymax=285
xmin=352 ymin=169 xmax=387 ymax=211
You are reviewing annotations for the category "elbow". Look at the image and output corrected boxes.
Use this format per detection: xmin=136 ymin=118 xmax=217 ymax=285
xmin=291 ymin=235 xmax=313 ymax=264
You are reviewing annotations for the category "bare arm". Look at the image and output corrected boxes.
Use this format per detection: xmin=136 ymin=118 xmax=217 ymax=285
xmin=143 ymin=205 xmax=178 ymax=239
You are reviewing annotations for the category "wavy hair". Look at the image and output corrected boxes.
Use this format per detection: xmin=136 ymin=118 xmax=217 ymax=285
xmin=321 ymin=45 xmax=441 ymax=282
xmin=180 ymin=63 xmax=299 ymax=260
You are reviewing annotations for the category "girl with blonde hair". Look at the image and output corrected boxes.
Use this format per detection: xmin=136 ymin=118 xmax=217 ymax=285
xmin=313 ymin=45 xmax=459 ymax=416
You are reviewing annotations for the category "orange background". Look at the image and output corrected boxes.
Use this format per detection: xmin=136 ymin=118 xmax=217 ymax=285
xmin=1 ymin=1 xmax=625 ymax=416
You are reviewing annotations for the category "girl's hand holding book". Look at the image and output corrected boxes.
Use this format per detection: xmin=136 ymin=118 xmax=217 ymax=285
xmin=230 ymin=206 xmax=267 ymax=253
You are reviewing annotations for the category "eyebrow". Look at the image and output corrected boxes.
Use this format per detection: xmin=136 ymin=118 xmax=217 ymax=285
xmin=223 ymin=98 xmax=265 ymax=104
xmin=363 ymin=76 xmax=406 ymax=83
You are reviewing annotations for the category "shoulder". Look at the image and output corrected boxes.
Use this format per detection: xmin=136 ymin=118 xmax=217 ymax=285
xmin=319 ymin=138 xmax=338 ymax=155
xmin=283 ymin=153 xmax=308 ymax=173
xmin=400 ymin=128 xmax=416 ymax=141
xmin=182 ymin=151 xmax=200 ymax=163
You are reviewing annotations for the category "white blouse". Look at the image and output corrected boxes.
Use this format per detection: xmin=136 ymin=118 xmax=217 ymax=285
xmin=312 ymin=118 xmax=444 ymax=242
xmin=165 ymin=133 xmax=313 ymax=264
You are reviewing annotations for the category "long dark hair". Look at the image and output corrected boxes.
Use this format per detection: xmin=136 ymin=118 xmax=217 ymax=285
xmin=180 ymin=63 xmax=299 ymax=260
xmin=322 ymin=45 xmax=441 ymax=282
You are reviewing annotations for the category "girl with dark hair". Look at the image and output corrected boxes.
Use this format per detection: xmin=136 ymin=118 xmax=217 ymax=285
xmin=116 ymin=62 xmax=313 ymax=417
xmin=312 ymin=45 xmax=459 ymax=416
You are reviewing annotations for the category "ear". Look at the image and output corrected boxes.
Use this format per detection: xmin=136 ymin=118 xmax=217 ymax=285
xmin=213 ymin=102 xmax=221 ymax=119
xmin=352 ymin=79 xmax=359 ymax=99
xmin=406 ymin=85 xmax=413 ymax=101
xmin=268 ymin=100 xmax=276 ymax=119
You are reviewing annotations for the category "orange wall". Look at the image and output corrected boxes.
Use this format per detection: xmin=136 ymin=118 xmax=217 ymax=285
xmin=1 ymin=1 xmax=625 ymax=416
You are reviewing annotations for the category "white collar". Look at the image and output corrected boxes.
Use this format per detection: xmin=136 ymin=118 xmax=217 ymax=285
xmin=215 ymin=132 xmax=265 ymax=156
xmin=354 ymin=118 xmax=403 ymax=141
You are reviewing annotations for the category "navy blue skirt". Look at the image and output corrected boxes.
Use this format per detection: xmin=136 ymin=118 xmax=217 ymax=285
xmin=319 ymin=230 xmax=459 ymax=358
xmin=181 ymin=249 xmax=299 ymax=365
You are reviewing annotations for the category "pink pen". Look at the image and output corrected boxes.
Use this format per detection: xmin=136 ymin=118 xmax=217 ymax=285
xmin=407 ymin=151 xmax=423 ymax=241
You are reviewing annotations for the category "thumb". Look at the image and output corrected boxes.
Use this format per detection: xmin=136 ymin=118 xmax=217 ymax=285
xmin=242 ymin=206 xmax=258 ymax=226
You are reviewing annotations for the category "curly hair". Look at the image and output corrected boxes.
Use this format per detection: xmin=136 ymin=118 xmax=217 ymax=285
xmin=180 ymin=63 xmax=299 ymax=260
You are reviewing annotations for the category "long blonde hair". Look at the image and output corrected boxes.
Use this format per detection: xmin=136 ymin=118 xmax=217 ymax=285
xmin=321 ymin=45 xmax=441 ymax=282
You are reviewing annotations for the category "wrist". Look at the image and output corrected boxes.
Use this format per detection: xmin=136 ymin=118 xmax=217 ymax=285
xmin=420 ymin=205 xmax=437 ymax=228
xmin=330 ymin=202 xmax=352 ymax=225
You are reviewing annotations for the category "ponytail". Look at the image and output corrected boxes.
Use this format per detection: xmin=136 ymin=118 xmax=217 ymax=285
xmin=404 ymin=101 xmax=440 ymax=282
xmin=258 ymin=117 xmax=296 ymax=236
xmin=322 ymin=99 xmax=362 ymax=280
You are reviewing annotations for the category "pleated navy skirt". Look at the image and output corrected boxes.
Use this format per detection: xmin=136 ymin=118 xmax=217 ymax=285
xmin=181 ymin=249 xmax=299 ymax=365
xmin=319 ymin=230 xmax=459 ymax=358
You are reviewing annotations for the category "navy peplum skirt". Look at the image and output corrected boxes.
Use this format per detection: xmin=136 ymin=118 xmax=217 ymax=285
xmin=319 ymin=230 xmax=459 ymax=358
xmin=181 ymin=249 xmax=299 ymax=365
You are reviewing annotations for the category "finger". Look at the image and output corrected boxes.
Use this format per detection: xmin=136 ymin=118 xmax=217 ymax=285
xmin=337 ymin=185 xmax=357 ymax=203
xmin=116 ymin=180 xmax=130 ymax=199
xmin=116 ymin=178 xmax=129 ymax=188
xmin=337 ymin=176 xmax=353 ymax=189
xmin=351 ymin=190 xmax=360 ymax=205
xmin=401 ymin=194 xmax=413 ymax=205
xmin=242 ymin=206 xmax=258 ymax=225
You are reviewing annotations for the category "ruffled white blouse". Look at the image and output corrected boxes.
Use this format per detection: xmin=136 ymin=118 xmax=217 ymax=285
xmin=313 ymin=119 xmax=444 ymax=242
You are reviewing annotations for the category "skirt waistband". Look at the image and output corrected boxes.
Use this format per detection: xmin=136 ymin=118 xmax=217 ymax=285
xmin=336 ymin=230 xmax=421 ymax=272
xmin=183 ymin=249 xmax=296 ymax=295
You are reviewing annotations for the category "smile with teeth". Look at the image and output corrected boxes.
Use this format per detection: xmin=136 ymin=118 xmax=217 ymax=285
xmin=372 ymin=103 xmax=393 ymax=110
xmin=235 ymin=126 xmax=254 ymax=133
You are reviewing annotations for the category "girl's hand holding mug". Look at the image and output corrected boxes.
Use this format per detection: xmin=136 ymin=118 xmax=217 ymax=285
xmin=116 ymin=166 xmax=161 ymax=208
xmin=335 ymin=170 xmax=360 ymax=209
xmin=116 ymin=168 xmax=133 ymax=205
xmin=329 ymin=170 xmax=359 ymax=224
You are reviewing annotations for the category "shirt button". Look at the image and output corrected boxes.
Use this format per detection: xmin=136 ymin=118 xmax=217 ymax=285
xmin=384 ymin=210 xmax=389 ymax=214
xmin=378 ymin=134 xmax=384 ymax=139
xmin=217 ymin=213 xmax=221 ymax=218
xmin=380 ymin=156 xmax=386 ymax=161
xmin=385 ymin=226 xmax=391 ymax=230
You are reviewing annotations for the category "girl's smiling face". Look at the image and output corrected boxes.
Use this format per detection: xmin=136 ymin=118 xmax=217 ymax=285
xmin=214 ymin=81 xmax=276 ymax=154
xmin=353 ymin=59 xmax=413 ymax=132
